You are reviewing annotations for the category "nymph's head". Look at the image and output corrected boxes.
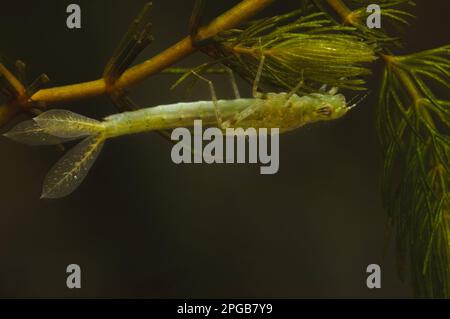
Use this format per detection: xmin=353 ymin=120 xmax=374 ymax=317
xmin=306 ymin=93 xmax=352 ymax=121
xmin=285 ymin=91 xmax=354 ymax=125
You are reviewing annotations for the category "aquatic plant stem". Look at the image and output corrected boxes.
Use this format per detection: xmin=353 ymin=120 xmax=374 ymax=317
xmin=382 ymin=54 xmax=436 ymax=128
xmin=0 ymin=63 xmax=27 ymax=124
xmin=325 ymin=0 xmax=361 ymax=25
xmin=0 ymin=64 xmax=25 ymax=96
xmin=382 ymin=54 xmax=422 ymax=103
xmin=0 ymin=0 xmax=275 ymax=127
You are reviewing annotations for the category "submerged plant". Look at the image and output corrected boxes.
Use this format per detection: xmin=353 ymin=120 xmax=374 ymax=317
xmin=0 ymin=0 xmax=448 ymax=297
xmin=379 ymin=47 xmax=450 ymax=297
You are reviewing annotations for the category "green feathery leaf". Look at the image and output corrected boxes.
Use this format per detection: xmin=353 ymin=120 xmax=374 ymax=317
xmin=377 ymin=46 xmax=450 ymax=298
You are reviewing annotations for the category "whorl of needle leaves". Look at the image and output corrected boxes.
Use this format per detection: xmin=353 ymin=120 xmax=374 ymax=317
xmin=211 ymin=10 xmax=376 ymax=93
xmin=378 ymin=46 xmax=450 ymax=298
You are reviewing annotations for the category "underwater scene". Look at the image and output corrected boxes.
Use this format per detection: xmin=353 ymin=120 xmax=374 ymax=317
xmin=0 ymin=0 xmax=448 ymax=301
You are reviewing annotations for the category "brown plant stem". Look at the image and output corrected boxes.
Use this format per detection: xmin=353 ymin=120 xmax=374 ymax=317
xmin=0 ymin=64 xmax=25 ymax=96
xmin=326 ymin=0 xmax=361 ymax=25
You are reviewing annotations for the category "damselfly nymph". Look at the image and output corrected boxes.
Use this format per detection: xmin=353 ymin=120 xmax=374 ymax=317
xmin=4 ymin=57 xmax=356 ymax=199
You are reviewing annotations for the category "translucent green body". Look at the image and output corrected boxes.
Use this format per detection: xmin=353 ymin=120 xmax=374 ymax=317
xmin=103 ymin=92 xmax=349 ymax=138
xmin=5 ymin=90 xmax=351 ymax=198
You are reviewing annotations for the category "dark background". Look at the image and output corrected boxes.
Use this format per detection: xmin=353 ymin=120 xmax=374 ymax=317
xmin=0 ymin=0 xmax=448 ymax=298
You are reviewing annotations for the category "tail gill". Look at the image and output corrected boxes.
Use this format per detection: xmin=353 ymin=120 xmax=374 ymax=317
xmin=4 ymin=109 xmax=106 ymax=199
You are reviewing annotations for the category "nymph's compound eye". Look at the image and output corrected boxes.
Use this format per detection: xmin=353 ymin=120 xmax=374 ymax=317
xmin=317 ymin=105 xmax=332 ymax=116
